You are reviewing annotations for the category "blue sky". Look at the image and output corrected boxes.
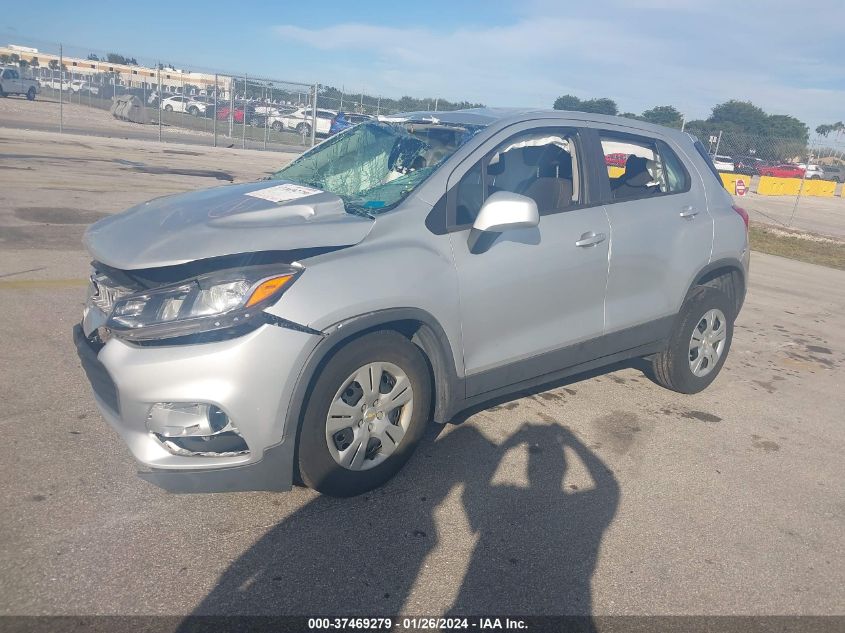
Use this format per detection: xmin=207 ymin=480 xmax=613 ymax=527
xmin=2 ymin=0 xmax=843 ymax=130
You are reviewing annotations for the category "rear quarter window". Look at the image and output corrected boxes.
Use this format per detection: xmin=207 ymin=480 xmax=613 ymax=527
xmin=693 ymin=139 xmax=725 ymax=188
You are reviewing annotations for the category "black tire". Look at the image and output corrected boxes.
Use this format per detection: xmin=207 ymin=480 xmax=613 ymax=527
xmin=272 ymin=121 xmax=283 ymax=132
xmin=26 ymin=87 xmax=36 ymax=101
xmin=297 ymin=331 xmax=432 ymax=497
xmin=809 ymin=175 xmax=820 ymax=180
xmin=164 ymin=104 xmax=173 ymax=112
xmin=0 ymin=87 xmax=6 ymax=98
xmin=188 ymin=106 xmax=199 ymax=116
xmin=651 ymin=286 xmax=734 ymax=394
xmin=296 ymin=122 xmax=311 ymax=136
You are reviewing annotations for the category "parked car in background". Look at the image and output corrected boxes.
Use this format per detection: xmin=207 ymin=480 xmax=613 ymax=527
xmin=604 ymin=152 xmax=629 ymax=168
xmin=70 ymin=79 xmax=99 ymax=96
xmin=734 ymin=156 xmax=764 ymax=175
xmin=712 ymin=155 xmax=734 ymax=172
xmin=801 ymin=164 xmax=825 ymax=180
xmin=76 ymin=109 xmax=749 ymax=497
xmin=37 ymin=76 xmax=69 ymax=91
xmin=216 ymin=102 xmax=256 ymax=124
xmin=0 ymin=66 xmax=38 ymax=100
xmin=263 ymin=106 xmax=300 ymax=131
xmin=758 ymin=164 xmax=805 ymax=178
xmin=329 ymin=112 xmax=375 ymax=135
xmin=820 ymin=164 xmax=845 ymax=183
xmin=161 ymin=95 xmax=208 ymax=116
xmin=277 ymin=107 xmax=336 ymax=136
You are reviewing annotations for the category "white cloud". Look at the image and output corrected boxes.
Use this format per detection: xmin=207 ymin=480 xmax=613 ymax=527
xmin=271 ymin=2 xmax=845 ymax=129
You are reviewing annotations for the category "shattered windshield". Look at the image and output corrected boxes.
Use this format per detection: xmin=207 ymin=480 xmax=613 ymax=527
xmin=272 ymin=121 xmax=484 ymax=215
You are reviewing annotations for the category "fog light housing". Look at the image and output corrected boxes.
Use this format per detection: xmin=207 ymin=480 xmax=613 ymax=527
xmin=146 ymin=403 xmax=249 ymax=457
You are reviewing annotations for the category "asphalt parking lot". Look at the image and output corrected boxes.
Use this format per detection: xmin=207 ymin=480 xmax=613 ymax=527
xmin=0 ymin=128 xmax=843 ymax=617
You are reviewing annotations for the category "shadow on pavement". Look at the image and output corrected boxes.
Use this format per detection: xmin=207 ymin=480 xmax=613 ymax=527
xmin=181 ymin=418 xmax=619 ymax=623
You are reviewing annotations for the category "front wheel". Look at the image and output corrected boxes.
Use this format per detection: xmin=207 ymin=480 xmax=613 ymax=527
xmin=651 ymin=286 xmax=734 ymax=394
xmin=296 ymin=122 xmax=311 ymax=136
xmin=164 ymin=104 xmax=173 ymax=112
xmin=27 ymin=87 xmax=36 ymax=101
xmin=271 ymin=121 xmax=283 ymax=132
xmin=297 ymin=331 xmax=432 ymax=497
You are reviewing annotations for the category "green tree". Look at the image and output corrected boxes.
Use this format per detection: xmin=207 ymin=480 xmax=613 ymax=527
xmin=709 ymin=100 xmax=768 ymax=134
xmin=553 ymin=95 xmax=618 ymax=115
xmin=0 ymin=54 xmax=10 ymax=64
xmin=86 ymin=53 xmax=100 ymax=61
xmin=580 ymin=98 xmax=618 ymax=115
xmin=553 ymin=94 xmax=582 ymax=110
xmin=766 ymin=114 xmax=808 ymax=142
xmin=816 ymin=121 xmax=844 ymax=137
xmin=48 ymin=59 xmax=59 ymax=70
xmin=641 ymin=105 xmax=683 ymax=128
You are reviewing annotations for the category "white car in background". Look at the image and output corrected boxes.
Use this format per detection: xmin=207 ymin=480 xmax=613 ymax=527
xmin=271 ymin=107 xmax=336 ymax=136
xmin=799 ymin=164 xmax=825 ymax=180
xmin=70 ymin=79 xmax=99 ymax=95
xmin=161 ymin=95 xmax=208 ymax=116
xmin=712 ymin=155 xmax=735 ymax=172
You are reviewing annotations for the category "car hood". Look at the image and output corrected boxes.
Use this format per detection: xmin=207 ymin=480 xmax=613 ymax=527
xmin=84 ymin=180 xmax=374 ymax=270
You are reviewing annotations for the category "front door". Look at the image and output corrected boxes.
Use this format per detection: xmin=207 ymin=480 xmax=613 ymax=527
xmin=447 ymin=126 xmax=610 ymax=396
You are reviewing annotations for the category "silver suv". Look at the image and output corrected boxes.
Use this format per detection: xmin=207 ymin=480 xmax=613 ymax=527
xmin=75 ymin=109 xmax=749 ymax=497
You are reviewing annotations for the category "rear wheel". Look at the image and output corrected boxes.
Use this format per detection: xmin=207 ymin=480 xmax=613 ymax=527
xmin=164 ymin=104 xmax=173 ymax=112
xmin=297 ymin=331 xmax=431 ymax=497
xmin=188 ymin=106 xmax=199 ymax=116
xmin=296 ymin=122 xmax=311 ymax=136
xmin=651 ymin=286 xmax=734 ymax=394
xmin=26 ymin=87 xmax=36 ymax=101
xmin=271 ymin=121 xmax=283 ymax=132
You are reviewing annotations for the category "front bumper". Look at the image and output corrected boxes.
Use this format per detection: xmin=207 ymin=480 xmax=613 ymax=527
xmin=73 ymin=322 xmax=321 ymax=492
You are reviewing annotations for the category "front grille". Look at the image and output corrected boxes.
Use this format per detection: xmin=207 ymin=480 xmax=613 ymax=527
xmin=73 ymin=324 xmax=120 ymax=414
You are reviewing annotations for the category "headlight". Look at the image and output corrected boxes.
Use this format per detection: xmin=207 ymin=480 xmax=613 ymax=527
xmin=106 ymin=265 xmax=301 ymax=341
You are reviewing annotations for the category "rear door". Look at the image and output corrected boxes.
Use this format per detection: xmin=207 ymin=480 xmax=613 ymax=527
xmin=590 ymin=128 xmax=713 ymax=336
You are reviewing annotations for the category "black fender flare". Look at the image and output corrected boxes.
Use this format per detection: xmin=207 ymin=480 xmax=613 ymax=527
xmin=683 ymin=257 xmax=747 ymax=314
xmin=283 ymin=307 xmax=463 ymax=452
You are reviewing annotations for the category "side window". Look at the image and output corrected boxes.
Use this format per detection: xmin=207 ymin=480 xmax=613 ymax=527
xmin=452 ymin=128 xmax=581 ymax=226
xmin=600 ymin=134 xmax=689 ymax=201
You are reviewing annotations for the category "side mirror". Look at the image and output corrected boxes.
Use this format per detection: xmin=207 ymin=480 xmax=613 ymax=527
xmin=472 ymin=191 xmax=539 ymax=233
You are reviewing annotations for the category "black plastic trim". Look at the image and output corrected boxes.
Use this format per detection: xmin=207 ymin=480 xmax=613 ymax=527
xmin=73 ymin=324 xmax=120 ymax=414
xmin=285 ymin=308 xmax=462 ymax=434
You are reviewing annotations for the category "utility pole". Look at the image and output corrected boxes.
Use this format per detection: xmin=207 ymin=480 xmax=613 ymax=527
xmin=157 ymin=62 xmax=162 ymax=142
xmin=58 ymin=44 xmax=63 ymax=133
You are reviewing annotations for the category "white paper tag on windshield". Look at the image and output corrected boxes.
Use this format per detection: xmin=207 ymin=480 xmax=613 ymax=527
xmin=245 ymin=183 xmax=323 ymax=203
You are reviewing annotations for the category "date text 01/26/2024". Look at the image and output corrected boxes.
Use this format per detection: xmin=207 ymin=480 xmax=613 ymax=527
xmin=307 ymin=617 xmax=529 ymax=630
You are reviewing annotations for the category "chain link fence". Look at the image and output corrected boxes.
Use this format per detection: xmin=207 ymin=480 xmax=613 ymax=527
xmin=1 ymin=38 xmax=327 ymax=152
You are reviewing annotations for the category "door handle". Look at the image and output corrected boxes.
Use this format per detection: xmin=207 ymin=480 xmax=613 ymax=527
xmin=680 ymin=206 xmax=698 ymax=218
xmin=575 ymin=232 xmax=607 ymax=247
